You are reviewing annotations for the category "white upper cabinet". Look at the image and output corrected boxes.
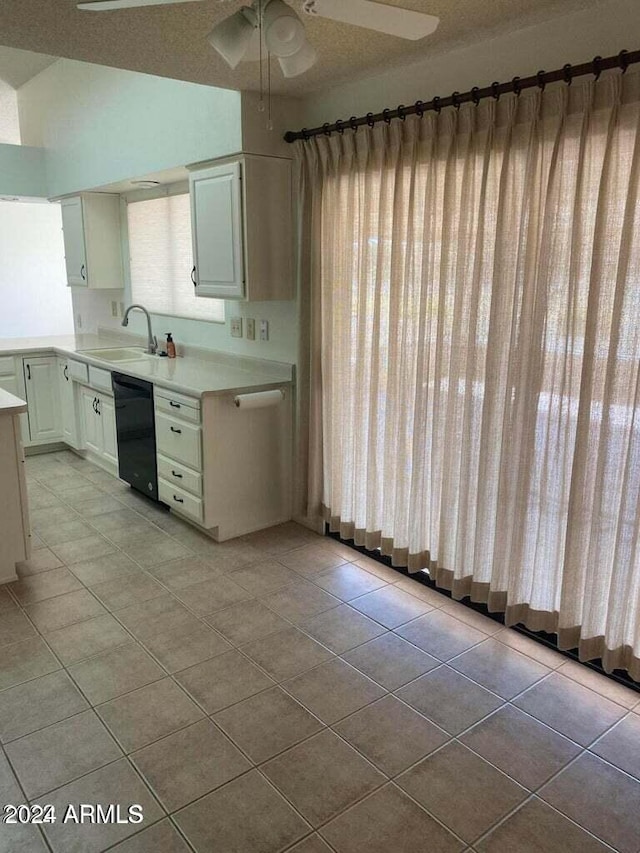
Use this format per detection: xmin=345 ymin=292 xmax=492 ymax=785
xmin=60 ymin=194 xmax=124 ymax=290
xmin=189 ymin=155 xmax=293 ymax=302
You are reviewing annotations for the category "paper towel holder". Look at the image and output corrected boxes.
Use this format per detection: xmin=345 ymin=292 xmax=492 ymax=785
xmin=234 ymin=389 xmax=285 ymax=409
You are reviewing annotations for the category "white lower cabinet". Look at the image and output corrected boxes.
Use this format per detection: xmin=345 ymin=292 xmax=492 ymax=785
xmin=58 ymin=359 xmax=81 ymax=450
xmin=0 ymin=357 xmax=29 ymax=446
xmin=100 ymin=395 xmax=118 ymax=467
xmin=23 ymin=356 xmax=63 ymax=445
xmin=80 ymin=385 xmax=118 ymax=473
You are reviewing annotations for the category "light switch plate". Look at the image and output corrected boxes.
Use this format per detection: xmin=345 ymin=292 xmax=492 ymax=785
xmin=246 ymin=318 xmax=255 ymax=340
xmin=230 ymin=316 xmax=243 ymax=338
xmin=260 ymin=320 xmax=269 ymax=342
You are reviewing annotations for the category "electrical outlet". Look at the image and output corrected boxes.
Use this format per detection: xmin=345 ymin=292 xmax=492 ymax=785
xmin=246 ymin=318 xmax=256 ymax=340
xmin=230 ymin=316 xmax=243 ymax=338
xmin=260 ymin=320 xmax=269 ymax=342
xmin=111 ymin=301 xmax=118 ymax=318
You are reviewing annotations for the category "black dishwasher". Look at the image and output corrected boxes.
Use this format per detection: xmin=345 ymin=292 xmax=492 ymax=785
xmin=112 ymin=373 xmax=158 ymax=500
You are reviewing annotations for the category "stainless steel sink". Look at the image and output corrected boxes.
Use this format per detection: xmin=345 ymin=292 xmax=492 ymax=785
xmin=80 ymin=347 xmax=148 ymax=363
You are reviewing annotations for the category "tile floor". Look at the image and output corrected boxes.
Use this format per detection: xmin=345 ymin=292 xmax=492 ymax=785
xmin=1 ymin=449 xmax=639 ymax=853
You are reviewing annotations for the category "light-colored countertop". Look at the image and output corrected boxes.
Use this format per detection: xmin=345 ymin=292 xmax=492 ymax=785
xmin=0 ymin=388 xmax=27 ymax=415
xmin=0 ymin=334 xmax=293 ymax=398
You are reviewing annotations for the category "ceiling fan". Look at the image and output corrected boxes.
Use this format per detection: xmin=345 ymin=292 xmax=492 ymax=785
xmin=77 ymin=0 xmax=440 ymax=77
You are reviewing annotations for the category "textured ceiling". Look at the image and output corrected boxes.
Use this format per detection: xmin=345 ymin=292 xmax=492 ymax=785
xmin=0 ymin=46 xmax=57 ymax=88
xmin=0 ymin=0 xmax=600 ymax=95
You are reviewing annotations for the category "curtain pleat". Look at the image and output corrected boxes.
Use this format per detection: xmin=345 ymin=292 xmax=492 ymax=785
xmin=296 ymin=72 xmax=640 ymax=680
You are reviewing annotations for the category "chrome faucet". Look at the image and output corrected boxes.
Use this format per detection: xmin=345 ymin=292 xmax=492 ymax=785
xmin=122 ymin=304 xmax=158 ymax=355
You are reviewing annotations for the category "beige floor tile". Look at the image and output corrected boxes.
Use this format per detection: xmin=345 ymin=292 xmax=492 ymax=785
xmin=9 ymin=566 xmax=83 ymax=605
xmin=450 ymin=639 xmax=550 ymax=700
xmin=205 ymin=599 xmax=291 ymax=646
xmin=0 ymin=607 xmax=37 ymax=648
xmin=174 ymin=769 xmax=310 ymax=853
xmin=115 ymin=595 xmax=198 ymax=643
xmin=493 ymin=628 xmax=567 ymax=669
xmin=147 ymin=556 xmax=223 ymax=590
xmin=173 ymin=575 xmax=253 ymax=616
xmin=74 ymin=495 xmax=125 ymax=518
xmin=287 ymin=834 xmax=334 ymax=853
xmin=557 ymin=659 xmax=639 ymax=709
xmin=97 ymin=678 xmax=204 ymax=752
xmin=68 ymin=642 xmax=164 ymax=705
xmin=0 ymin=821 xmax=49 ymax=851
xmin=393 ymin=577 xmax=450 ymax=606
xmin=263 ymin=729 xmax=385 ymax=827
xmin=228 ymin=559 xmax=302 ymax=596
xmin=0 ymin=636 xmax=60 ymax=691
xmin=36 ymin=518 xmax=96 ymax=546
xmin=0 ymin=670 xmax=88 ymax=743
xmin=175 ymin=649 xmax=275 ymax=713
xmin=513 ymin=672 xmax=627 ymax=746
xmin=351 ymin=556 xmax=402 ymax=583
xmin=591 ymin=713 xmax=640 ymax=778
xmin=398 ymin=741 xmax=527 ymax=844
xmin=142 ymin=621 xmax=232 ymax=673
xmin=132 ymin=718 xmax=251 ymax=811
xmin=540 ymin=752 xmax=640 ymax=853
xmin=55 ymin=484 xmax=105 ymax=504
xmin=30 ymin=503 xmax=80 ymax=529
xmin=242 ymin=521 xmax=321 ymax=555
xmin=91 ymin=511 xmax=158 ymax=544
xmin=476 ymin=797 xmax=611 ymax=853
xmin=37 ymin=471 xmax=89 ymax=493
xmin=241 ymin=627 xmax=334 ymax=681
xmin=0 ymin=585 xmax=17 ymax=613
xmin=120 ymin=535 xmax=192 ymax=568
xmin=90 ymin=572 xmax=166 ymax=612
xmin=0 ymin=748 xmax=22 ymax=803
xmin=320 ymin=783 xmax=463 ymax=853
xmin=334 ymin=695 xmax=450 ymax=776
xmin=44 ymin=614 xmax=132 ymax=665
xmin=28 ymin=486 xmax=64 ymax=510
xmin=6 ymin=709 xmax=121 ymax=798
xmin=350 ymin=586 xmax=432 ymax=629
xmin=278 ymin=544 xmax=348 ymax=577
xmin=25 ymin=589 xmax=107 ymax=633
xmin=300 ymin=605 xmax=386 ymax=654
xmin=460 ymin=705 xmax=580 ymax=789
xmin=170 ymin=535 xmax=266 ymax=572
xmin=68 ymin=552 xmax=141 ymax=587
xmin=34 ymin=759 xmax=163 ymax=853
xmin=396 ymin=666 xmax=503 ymax=735
xmin=214 ymin=686 xmax=324 ymax=763
xmin=342 ymin=632 xmax=439 ymax=690
xmin=15 ymin=547 xmax=63 ymax=576
xmin=439 ymin=601 xmax=503 ymax=635
xmin=395 ymin=610 xmax=486 ymax=660
xmin=312 ymin=563 xmax=388 ymax=601
xmin=107 ymin=819 xmax=191 ymax=852
xmin=284 ymin=659 xmax=385 ymax=724
xmin=263 ymin=580 xmax=340 ymax=625
xmin=51 ymin=535 xmax=117 ymax=566
xmin=30 ymin=531 xmax=48 ymax=551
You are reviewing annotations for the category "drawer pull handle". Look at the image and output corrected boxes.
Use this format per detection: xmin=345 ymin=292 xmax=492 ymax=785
xmin=169 ymin=401 xmax=181 ymax=408
xmin=173 ymin=495 xmax=184 ymax=503
xmin=170 ymin=426 xmax=182 ymax=434
xmin=172 ymin=471 xmax=183 ymax=478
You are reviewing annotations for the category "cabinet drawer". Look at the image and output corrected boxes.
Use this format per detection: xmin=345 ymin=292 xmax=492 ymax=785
xmin=157 ymin=454 xmax=202 ymax=497
xmin=68 ymin=360 xmax=89 ymax=383
xmin=0 ymin=357 xmax=15 ymax=376
xmin=159 ymin=478 xmax=203 ymax=524
xmin=88 ymin=366 xmax=113 ymax=392
xmin=155 ymin=412 xmax=202 ymax=469
xmin=155 ymin=393 xmax=200 ymax=424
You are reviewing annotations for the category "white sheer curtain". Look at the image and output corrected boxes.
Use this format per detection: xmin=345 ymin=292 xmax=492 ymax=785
xmin=296 ymin=71 xmax=640 ymax=680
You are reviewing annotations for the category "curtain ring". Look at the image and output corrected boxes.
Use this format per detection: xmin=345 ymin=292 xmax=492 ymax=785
xmin=414 ymin=99 xmax=424 ymax=117
xmin=301 ymin=128 xmax=310 ymax=140
xmin=349 ymin=116 xmax=358 ymax=132
xmin=397 ymin=104 xmax=406 ymax=121
xmin=537 ymin=70 xmax=546 ymax=91
xmin=491 ymin=81 xmax=501 ymax=100
xmin=563 ymin=63 xmax=572 ymax=85
xmin=471 ymin=87 xmax=480 ymax=106
xmin=335 ymin=119 xmax=344 ymax=135
xmin=451 ymin=91 xmax=461 ymax=109
xmin=322 ymin=122 xmax=331 ymax=136
xmin=382 ymin=108 xmax=392 ymax=124
xmin=618 ymin=49 xmax=629 ymax=73
xmin=366 ymin=112 xmax=375 ymax=128
xmin=512 ymin=76 xmax=521 ymax=96
xmin=592 ymin=55 xmax=603 ymax=81
xmin=432 ymin=96 xmax=441 ymax=113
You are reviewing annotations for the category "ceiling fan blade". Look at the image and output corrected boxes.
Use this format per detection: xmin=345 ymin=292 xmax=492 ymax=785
xmin=303 ymin=0 xmax=439 ymax=40
xmin=78 ymin=0 xmax=203 ymax=11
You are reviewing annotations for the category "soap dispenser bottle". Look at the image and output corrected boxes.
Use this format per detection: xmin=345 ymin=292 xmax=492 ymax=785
xmin=166 ymin=333 xmax=176 ymax=359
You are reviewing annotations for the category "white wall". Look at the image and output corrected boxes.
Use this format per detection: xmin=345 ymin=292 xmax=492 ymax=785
xmin=0 ymin=84 xmax=20 ymax=145
xmin=0 ymin=200 xmax=74 ymax=338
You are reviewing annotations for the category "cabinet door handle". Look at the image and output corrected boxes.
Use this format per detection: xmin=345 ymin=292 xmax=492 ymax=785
xmin=26 ymin=364 xmax=31 ymax=381
xmin=97 ymin=399 xmax=101 ymax=416
xmin=64 ymin=365 xmax=69 ymax=381
xmin=169 ymin=401 xmax=181 ymax=408
xmin=80 ymin=264 xmax=86 ymax=281
xmin=92 ymin=397 xmax=97 ymax=413
xmin=171 ymin=470 xmax=183 ymax=478
xmin=170 ymin=426 xmax=182 ymax=434
xmin=191 ymin=266 xmax=197 ymax=288
xmin=173 ymin=495 xmax=184 ymax=503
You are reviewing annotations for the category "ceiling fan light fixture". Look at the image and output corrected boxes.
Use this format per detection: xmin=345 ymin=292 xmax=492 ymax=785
xmin=262 ymin=0 xmax=306 ymax=58
xmin=207 ymin=6 xmax=257 ymax=69
xmin=278 ymin=38 xmax=317 ymax=77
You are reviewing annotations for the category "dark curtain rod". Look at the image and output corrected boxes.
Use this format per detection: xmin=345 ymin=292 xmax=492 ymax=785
xmin=284 ymin=48 xmax=640 ymax=143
